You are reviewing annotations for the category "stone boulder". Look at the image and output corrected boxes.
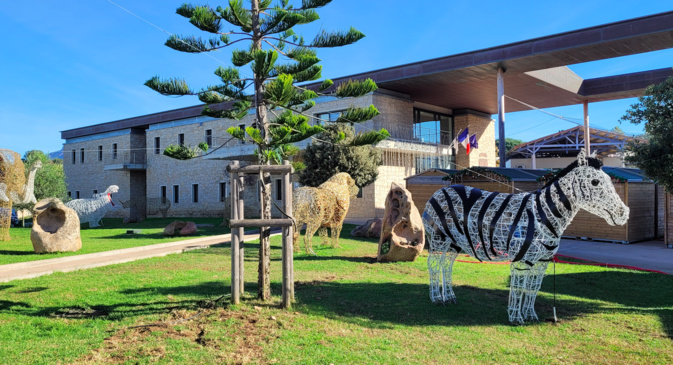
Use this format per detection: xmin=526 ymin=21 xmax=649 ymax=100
xmin=350 ymin=218 xmax=382 ymax=238
xmin=163 ymin=220 xmax=198 ymax=236
xmin=377 ymin=182 xmax=425 ymax=263
xmin=179 ymin=221 xmax=198 ymax=236
xmin=31 ymin=198 xmax=82 ymax=253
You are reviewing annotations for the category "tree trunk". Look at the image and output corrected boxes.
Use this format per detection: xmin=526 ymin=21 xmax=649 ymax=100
xmin=251 ymin=0 xmax=272 ymax=301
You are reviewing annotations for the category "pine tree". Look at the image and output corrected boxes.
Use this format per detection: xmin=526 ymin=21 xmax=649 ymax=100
xmin=146 ymin=0 xmax=388 ymax=301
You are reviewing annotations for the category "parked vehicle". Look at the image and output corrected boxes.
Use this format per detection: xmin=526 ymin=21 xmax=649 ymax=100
xmin=0 ymin=208 xmax=20 ymax=227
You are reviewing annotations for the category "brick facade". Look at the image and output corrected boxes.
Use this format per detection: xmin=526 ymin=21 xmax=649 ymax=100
xmin=63 ymin=92 xmax=497 ymax=221
xmin=453 ymin=109 xmax=496 ymax=169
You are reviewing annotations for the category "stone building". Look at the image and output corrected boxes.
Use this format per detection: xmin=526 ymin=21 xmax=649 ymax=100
xmin=61 ymin=11 xmax=673 ymax=220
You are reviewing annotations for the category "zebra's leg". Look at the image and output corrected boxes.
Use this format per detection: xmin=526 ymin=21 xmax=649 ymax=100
xmin=508 ymin=261 xmax=530 ymax=324
xmin=521 ymin=260 xmax=550 ymax=321
xmin=428 ymin=248 xmax=458 ymax=304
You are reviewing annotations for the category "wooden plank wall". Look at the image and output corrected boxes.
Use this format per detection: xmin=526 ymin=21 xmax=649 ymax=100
xmin=627 ymin=183 xmax=660 ymax=242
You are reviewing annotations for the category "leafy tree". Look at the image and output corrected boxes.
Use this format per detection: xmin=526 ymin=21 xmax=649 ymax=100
xmin=298 ymin=123 xmax=382 ymax=188
xmin=611 ymin=126 xmax=625 ymax=135
xmin=145 ymin=1 xmax=388 ymax=300
xmin=621 ymin=75 xmax=673 ymax=193
xmin=495 ymin=138 xmax=524 ymax=153
xmin=23 ymin=150 xmax=68 ymax=202
xmin=13 ymin=150 xmax=68 ymax=225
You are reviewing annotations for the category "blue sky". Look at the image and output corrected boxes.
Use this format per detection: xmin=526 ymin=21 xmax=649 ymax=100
xmin=1 ymin=0 xmax=672 ymax=157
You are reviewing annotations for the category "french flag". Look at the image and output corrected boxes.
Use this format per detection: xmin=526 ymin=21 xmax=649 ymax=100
xmin=458 ymin=128 xmax=470 ymax=155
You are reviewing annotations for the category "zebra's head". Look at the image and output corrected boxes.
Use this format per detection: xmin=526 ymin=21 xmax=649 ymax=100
xmin=566 ymin=150 xmax=629 ymax=226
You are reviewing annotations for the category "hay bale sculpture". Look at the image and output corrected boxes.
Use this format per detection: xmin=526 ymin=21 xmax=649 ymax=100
xmin=422 ymin=150 xmax=629 ymax=324
xmin=0 ymin=148 xmax=42 ymax=240
xmin=293 ymin=173 xmax=358 ymax=254
xmin=377 ymin=182 xmax=425 ymax=262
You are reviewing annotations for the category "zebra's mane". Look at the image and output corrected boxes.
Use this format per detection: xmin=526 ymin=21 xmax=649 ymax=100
xmin=540 ymin=157 xmax=603 ymax=189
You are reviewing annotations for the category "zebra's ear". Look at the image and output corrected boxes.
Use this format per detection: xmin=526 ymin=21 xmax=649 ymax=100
xmin=577 ymin=148 xmax=588 ymax=166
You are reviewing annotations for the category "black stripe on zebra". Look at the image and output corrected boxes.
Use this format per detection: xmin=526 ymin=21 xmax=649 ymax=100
xmin=422 ymin=210 xmax=446 ymax=241
xmin=428 ymin=197 xmax=462 ymax=253
xmin=440 ymin=188 xmax=464 ymax=235
xmin=506 ymin=193 xmax=533 ymax=252
xmin=553 ymin=180 xmax=572 ymax=212
xmin=488 ymin=194 xmax=513 ymax=257
xmin=545 ymin=185 xmax=563 ymax=218
xmin=512 ymin=208 xmax=537 ymax=262
xmin=452 ymin=185 xmax=483 ymax=261
xmin=535 ymin=190 xmax=558 ymax=238
xmin=477 ymin=191 xmax=500 ymax=261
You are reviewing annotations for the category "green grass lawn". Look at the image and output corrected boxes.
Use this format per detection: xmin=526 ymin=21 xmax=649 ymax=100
xmin=0 ymin=224 xmax=671 ymax=364
xmin=1 ymin=217 xmax=229 ymax=265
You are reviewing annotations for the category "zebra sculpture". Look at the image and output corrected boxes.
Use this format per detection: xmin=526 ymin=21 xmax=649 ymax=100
xmin=422 ymin=150 xmax=629 ymax=324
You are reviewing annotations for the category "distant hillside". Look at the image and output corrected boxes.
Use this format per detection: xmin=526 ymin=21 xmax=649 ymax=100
xmin=48 ymin=150 xmax=63 ymax=160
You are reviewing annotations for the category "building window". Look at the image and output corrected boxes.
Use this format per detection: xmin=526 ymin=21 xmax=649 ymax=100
xmin=112 ymin=143 xmax=118 ymax=159
xmin=93 ymin=189 xmax=98 ymax=195
xmin=173 ymin=185 xmax=179 ymax=204
xmin=205 ymin=129 xmax=213 ymax=147
xmin=75 ymin=191 xmax=80 ymax=199
xmin=219 ymin=182 xmax=227 ymax=202
xmin=315 ymin=110 xmax=344 ymax=125
xmin=192 ymin=184 xmax=199 ymax=203
xmin=275 ymin=179 xmax=282 ymax=201
xmin=154 ymin=137 xmax=161 ymax=154
xmin=67 ymin=191 xmax=71 ymax=198
xmin=160 ymin=186 xmax=167 ymax=201
xmin=80 ymin=148 xmax=84 ymax=163
xmin=356 ymin=186 xmax=363 ymax=199
xmin=98 ymin=146 xmax=103 ymax=161
xmin=178 ymin=133 xmax=185 ymax=146
xmin=413 ymin=108 xmax=453 ymax=145
xmin=72 ymin=149 xmax=76 ymax=164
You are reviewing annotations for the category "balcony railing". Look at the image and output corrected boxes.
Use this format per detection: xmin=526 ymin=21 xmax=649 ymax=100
xmin=354 ymin=121 xmax=454 ymax=145
xmin=104 ymin=151 xmax=147 ymax=170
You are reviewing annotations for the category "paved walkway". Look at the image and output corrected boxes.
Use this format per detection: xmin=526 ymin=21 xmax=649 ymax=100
xmin=557 ymin=238 xmax=673 ymax=274
xmin=1 ymin=228 xmax=670 ymax=283
xmin=0 ymin=231 xmax=265 ymax=283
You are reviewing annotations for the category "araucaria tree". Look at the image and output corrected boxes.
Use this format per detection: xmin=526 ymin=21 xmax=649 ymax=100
xmin=146 ymin=0 xmax=388 ymax=301
xmin=621 ymin=75 xmax=673 ymax=193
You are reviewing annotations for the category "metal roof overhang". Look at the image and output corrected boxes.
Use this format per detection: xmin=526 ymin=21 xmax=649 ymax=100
xmin=507 ymin=126 xmax=645 ymax=158
xmin=322 ymin=11 xmax=673 ymax=114
xmin=62 ymin=11 xmax=673 ymax=139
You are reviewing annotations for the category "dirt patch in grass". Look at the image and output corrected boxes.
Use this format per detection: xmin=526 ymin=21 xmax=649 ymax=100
xmin=81 ymin=307 xmax=282 ymax=364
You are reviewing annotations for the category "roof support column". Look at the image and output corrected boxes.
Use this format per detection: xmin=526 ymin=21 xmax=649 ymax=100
xmin=583 ymin=100 xmax=591 ymax=153
xmin=497 ymin=67 xmax=506 ymax=167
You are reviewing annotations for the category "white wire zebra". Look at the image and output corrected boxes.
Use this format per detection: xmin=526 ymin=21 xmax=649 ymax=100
xmin=422 ymin=150 xmax=629 ymax=324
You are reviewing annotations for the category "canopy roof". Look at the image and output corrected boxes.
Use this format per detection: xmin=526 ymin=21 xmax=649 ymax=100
xmin=507 ymin=126 xmax=644 ymax=159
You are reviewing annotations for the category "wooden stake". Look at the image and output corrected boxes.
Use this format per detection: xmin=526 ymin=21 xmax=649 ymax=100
xmin=281 ymin=160 xmax=294 ymax=308
xmin=238 ymin=174 xmax=245 ymax=295
xmin=230 ymin=161 xmax=240 ymax=304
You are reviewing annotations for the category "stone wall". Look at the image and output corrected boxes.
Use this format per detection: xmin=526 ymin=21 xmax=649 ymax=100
xmin=63 ymin=131 xmax=137 ymax=219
